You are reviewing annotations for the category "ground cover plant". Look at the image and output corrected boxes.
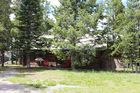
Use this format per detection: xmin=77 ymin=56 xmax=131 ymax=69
xmin=7 ymin=68 xmax=140 ymax=93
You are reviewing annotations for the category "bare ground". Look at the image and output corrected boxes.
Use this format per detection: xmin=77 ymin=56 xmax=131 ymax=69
xmin=0 ymin=68 xmax=41 ymax=93
xmin=0 ymin=67 xmax=80 ymax=93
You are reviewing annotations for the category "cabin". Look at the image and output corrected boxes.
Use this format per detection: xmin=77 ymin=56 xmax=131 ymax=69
xmin=29 ymin=33 xmax=123 ymax=70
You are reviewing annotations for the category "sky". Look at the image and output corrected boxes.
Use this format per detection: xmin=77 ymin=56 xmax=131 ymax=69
xmin=122 ymin=0 xmax=127 ymax=6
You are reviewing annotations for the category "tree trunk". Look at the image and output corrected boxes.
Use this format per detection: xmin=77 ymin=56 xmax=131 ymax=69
xmin=1 ymin=51 xmax=5 ymax=67
xmin=132 ymin=62 xmax=134 ymax=72
xmin=26 ymin=53 xmax=30 ymax=68
xmin=19 ymin=57 xmax=22 ymax=65
xmin=19 ymin=50 xmax=23 ymax=65
xmin=136 ymin=63 xmax=138 ymax=73
xmin=71 ymin=51 xmax=76 ymax=70
xmin=71 ymin=57 xmax=75 ymax=70
xmin=23 ymin=53 xmax=27 ymax=66
xmin=11 ymin=51 xmax=14 ymax=64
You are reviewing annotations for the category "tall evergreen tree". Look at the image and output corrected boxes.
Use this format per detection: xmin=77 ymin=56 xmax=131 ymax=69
xmin=106 ymin=0 xmax=140 ymax=66
xmin=127 ymin=0 xmax=140 ymax=62
xmin=52 ymin=0 xmax=102 ymax=68
xmin=0 ymin=0 xmax=11 ymax=67
xmin=104 ymin=0 xmax=125 ymax=55
xmin=18 ymin=0 xmax=43 ymax=67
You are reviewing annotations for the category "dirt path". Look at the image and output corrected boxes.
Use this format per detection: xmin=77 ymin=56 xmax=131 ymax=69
xmin=0 ymin=68 xmax=41 ymax=93
xmin=0 ymin=68 xmax=80 ymax=93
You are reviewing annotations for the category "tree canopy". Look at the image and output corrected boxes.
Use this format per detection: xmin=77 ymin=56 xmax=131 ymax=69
xmin=0 ymin=0 xmax=139 ymax=68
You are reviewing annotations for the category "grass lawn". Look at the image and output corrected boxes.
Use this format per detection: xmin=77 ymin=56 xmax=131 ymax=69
xmin=0 ymin=67 xmax=8 ymax=73
xmin=7 ymin=67 xmax=140 ymax=93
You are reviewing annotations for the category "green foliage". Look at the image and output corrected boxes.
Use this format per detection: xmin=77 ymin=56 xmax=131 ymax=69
xmin=52 ymin=0 xmax=102 ymax=66
xmin=1 ymin=0 xmax=139 ymax=67
xmin=105 ymin=0 xmax=140 ymax=63
xmin=0 ymin=0 xmax=11 ymax=50
xmin=18 ymin=0 xmax=43 ymax=50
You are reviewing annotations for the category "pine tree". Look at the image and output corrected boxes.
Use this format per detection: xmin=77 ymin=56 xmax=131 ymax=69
xmin=0 ymin=0 xmax=11 ymax=67
xmin=107 ymin=0 xmax=140 ymax=66
xmin=52 ymin=0 xmax=102 ymax=68
xmin=127 ymin=0 xmax=140 ymax=63
xmin=104 ymin=0 xmax=125 ymax=55
xmin=18 ymin=0 xmax=43 ymax=67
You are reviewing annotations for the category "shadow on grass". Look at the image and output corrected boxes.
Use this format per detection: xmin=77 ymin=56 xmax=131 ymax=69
xmin=8 ymin=66 xmax=74 ymax=73
xmin=1 ymin=65 xmax=135 ymax=74
xmin=14 ymin=67 xmax=135 ymax=74
xmin=25 ymin=83 xmax=46 ymax=88
xmin=0 ymin=67 xmax=9 ymax=72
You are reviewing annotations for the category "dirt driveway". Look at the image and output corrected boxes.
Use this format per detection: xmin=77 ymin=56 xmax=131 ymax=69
xmin=0 ymin=68 xmax=41 ymax=93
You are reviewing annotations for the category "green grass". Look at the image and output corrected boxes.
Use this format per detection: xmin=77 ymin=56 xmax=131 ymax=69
xmin=53 ymin=86 xmax=140 ymax=93
xmin=7 ymin=68 xmax=140 ymax=93
xmin=0 ymin=67 xmax=8 ymax=73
